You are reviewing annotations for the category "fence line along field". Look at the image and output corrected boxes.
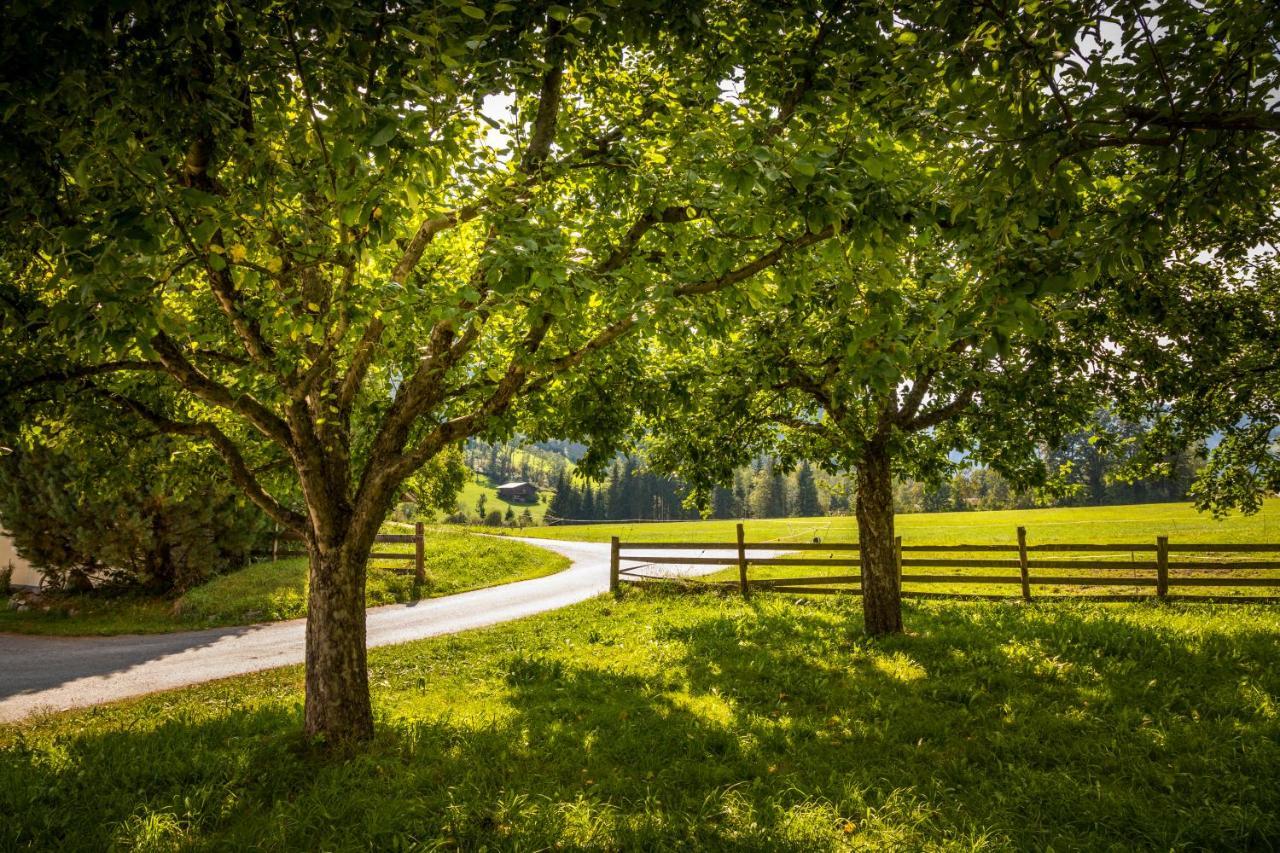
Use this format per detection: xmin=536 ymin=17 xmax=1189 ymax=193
xmin=518 ymin=499 xmax=1280 ymax=545
xmin=611 ymin=526 xmax=1280 ymax=602
xmin=553 ymin=500 xmax=1280 ymax=600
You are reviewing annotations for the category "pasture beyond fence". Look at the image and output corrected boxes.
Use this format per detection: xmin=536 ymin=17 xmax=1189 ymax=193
xmin=609 ymin=524 xmax=1280 ymax=603
xmin=269 ymin=523 xmax=427 ymax=583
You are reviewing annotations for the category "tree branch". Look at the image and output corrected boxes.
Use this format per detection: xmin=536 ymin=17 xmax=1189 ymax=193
xmin=675 ymin=224 xmax=835 ymax=296
xmin=1136 ymin=14 xmax=1178 ymax=117
xmin=340 ymin=22 xmax=568 ymax=414
xmin=2 ymin=360 xmax=166 ymax=395
xmin=895 ymin=366 xmax=936 ymax=425
xmin=763 ymin=0 xmax=845 ymax=141
xmin=285 ymin=24 xmax=339 ymax=200
xmin=768 ymin=414 xmax=836 ymax=442
xmin=150 ymin=333 xmax=294 ymax=450
xmin=97 ymin=389 xmax=306 ymax=531
xmin=527 ymin=223 xmax=841 ymax=394
xmin=1121 ymin=106 xmax=1280 ymax=133
xmin=390 ymin=206 xmax=481 ymax=286
xmin=597 ymin=206 xmax=697 ymax=274
xmin=519 ymin=18 xmax=566 ymax=175
xmin=904 ymin=387 xmax=976 ymax=432
xmin=203 ymin=236 xmax=278 ymax=365
xmin=980 ymin=0 xmax=1076 ymax=128
xmin=773 ymin=362 xmax=836 ymax=413
xmin=895 ymin=338 xmax=971 ymax=426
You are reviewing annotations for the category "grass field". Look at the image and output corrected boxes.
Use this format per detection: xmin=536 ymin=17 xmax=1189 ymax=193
xmin=514 ymin=498 xmax=1280 ymax=545
xmin=3 ymin=588 xmax=1277 ymax=849
xmin=517 ymin=500 xmax=1280 ymax=599
xmin=0 ymin=530 xmax=567 ymax=636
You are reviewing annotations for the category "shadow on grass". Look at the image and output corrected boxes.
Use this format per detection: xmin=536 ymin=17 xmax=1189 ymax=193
xmin=3 ymin=594 xmax=1278 ymax=849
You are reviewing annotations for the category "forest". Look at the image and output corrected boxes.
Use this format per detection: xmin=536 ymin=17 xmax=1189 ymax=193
xmin=456 ymin=409 xmax=1204 ymax=524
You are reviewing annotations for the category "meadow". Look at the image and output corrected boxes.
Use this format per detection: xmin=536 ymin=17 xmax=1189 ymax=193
xmin=517 ymin=500 xmax=1280 ymax=599
xmin=514 ymin=499 xmax=1280 ymax=546
xmin=0 ymin=530 xmax=567 ymax=636
xmin=3 ymin=588 xmax=1277 ymax=849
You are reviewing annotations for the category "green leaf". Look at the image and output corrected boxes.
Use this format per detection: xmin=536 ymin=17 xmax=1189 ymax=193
xmin=370 ymin=122 xmax=397 ymax=146
xmin=61 ymin=226 xmax=90 ymax=248
xmin=339 ymin=203 xmax=363 ymax=226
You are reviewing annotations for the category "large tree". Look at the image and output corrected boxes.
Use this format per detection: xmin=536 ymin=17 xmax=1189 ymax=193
xmin=0 ymin=0 xmax=922 ymax=740
xmin=643 ymin=0 xmax=1280 ymax=636
xmin=646 ymin=242 xmax=1103 ymax=635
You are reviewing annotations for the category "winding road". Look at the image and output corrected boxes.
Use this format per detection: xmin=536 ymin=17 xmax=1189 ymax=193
xmin=0 ymin=537 xmax=736 ymax=723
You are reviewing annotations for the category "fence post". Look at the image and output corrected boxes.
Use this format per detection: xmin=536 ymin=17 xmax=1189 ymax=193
xmin=610 ymin=536 xmax=621 ymax=594
xmin=414 ymin=522 xmax=425 ymax=584
xmin=1016 ymin=526 xmax=1032 ymax=602
xmin=272 ymin=524 xmax=279 ymax=563
xmin=1156 ymin=535 xmax=1169 ymax=599
xmin=737 ymin=522 xmax=750 ymax=599
xmin=893 ymin=535 xmax=903 ymax=597
xmin=858 ymin=535 xmax=864 ymax=589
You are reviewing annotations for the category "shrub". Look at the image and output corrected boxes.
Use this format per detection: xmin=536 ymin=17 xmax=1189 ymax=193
xmin=0 ymin=430 xmax=272 ymax=594
xmin=484 ymin=510 xmax=505 ymax=527
xmin=390 ymin=501 xmax=419 ymax=523
xmin=0 ymin=564 xmax=11 ymax=596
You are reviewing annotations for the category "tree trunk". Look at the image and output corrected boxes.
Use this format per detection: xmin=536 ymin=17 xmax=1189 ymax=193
xmin=304 ymin=541 xmax=373 ymax=742
xmin=856 ymin=440 xmax=903 ymax=636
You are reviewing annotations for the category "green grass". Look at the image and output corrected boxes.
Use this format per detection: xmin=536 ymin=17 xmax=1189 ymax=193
xmin=512 ymin=498 xmax=1280 ymax=545
xmin=0 ymin=530 xmax=567 ymax=636
xmin=3 ymin=589 xmax=1278 ymax=849
xmin=517 ymin=499 xmax=1280 ymax=598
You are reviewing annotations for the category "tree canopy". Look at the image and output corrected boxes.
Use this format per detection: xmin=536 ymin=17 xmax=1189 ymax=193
xmin=0 ymin=0 xmax=944 ymax=740
xmin=635 ymin=0 xmax=1280 ymax=633
xmin=2 ymin=0 xmax=1277 ymax=736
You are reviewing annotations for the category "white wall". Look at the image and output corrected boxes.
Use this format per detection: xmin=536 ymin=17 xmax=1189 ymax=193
xmin=1 ymin=531 xmax=42 ymax=588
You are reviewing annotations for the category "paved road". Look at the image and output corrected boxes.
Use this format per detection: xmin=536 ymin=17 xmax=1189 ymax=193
xmin=0 ymin=537 xmax=737 ymax=723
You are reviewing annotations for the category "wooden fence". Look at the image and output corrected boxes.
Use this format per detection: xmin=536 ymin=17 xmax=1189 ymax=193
xmin=269 ymin=522 xmax=427 ymax=583
xmin=609 ymin=523 xmax=1280 ymax=603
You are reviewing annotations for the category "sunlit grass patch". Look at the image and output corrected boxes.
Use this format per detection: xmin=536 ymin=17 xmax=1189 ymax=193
xmin=4 ymin=589 xmax=1278 ymax=849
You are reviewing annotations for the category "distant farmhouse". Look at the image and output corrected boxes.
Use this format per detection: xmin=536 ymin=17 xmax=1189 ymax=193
xmin=495 ymin=481 xmax=539 ymax=504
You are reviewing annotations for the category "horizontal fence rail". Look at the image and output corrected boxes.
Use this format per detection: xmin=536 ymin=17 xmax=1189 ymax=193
xmin=608 ymin=524 xmax=1280 ymax=604
xmin=265 ymin=522 xmax=427 ymax=582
